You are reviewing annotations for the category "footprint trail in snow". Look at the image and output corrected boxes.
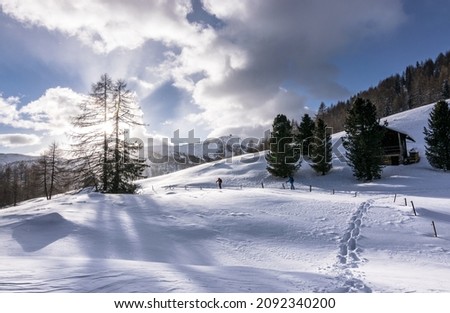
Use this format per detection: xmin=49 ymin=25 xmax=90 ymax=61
xmin=333 ymin=200 xmax=373 ymax=292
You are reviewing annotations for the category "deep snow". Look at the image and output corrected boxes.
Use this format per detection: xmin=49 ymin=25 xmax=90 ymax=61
xmin=0 ymin=102 xmax=449 ymax=293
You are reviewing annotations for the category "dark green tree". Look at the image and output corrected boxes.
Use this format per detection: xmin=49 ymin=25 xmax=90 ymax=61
xmin=265 ymin=114 xmax=300 ymax=177
xmin=343 ymin=98 xmax=384 ymax=181
xmin=310 ymin=118 xmax=332 ymax=175
xmin=424 ymin=100 xmax=450 ymax=170
xmin=442 ymin=80 xmax=450 ymax=99
xmin=296 ymin=114 xmax=315 ymax=156
xmin=317 ymin=102 xmax=327 ymax=120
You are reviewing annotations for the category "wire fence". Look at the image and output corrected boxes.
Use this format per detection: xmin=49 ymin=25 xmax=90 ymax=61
xmin=149 ymin=182 xmax=383 ymax=198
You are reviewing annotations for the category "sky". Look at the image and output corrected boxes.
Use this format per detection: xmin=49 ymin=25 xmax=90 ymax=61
xmin=0 ymin=0 xmax=450 ymax=155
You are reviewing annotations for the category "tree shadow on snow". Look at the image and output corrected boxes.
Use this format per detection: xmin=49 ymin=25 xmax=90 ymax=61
xmin=417 ymin=208 xmax=450 ymax=223
xmin=12 ymin=213 xmax=78 ymax=252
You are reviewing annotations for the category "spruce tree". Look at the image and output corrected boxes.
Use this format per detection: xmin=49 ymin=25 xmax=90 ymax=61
xmin=296 ymin=114 xmax=315 ymax=156
xmin=424 ymin=100 xmax=450 ymax=170
xmin=317 ymin=102 xmax=327 ymax=120
xmin=343 ymin=98 xmax=384 ymax=181
xmin=310 ymin=118 xmax=332 ymax=175
xmin=265 ymin=114 xmax=300 ymax=177
xmin=441 ymin=80 xmax=449 ymax=99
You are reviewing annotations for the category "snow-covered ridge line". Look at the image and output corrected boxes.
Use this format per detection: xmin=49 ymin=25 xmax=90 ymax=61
xmin=0 ymin=153 xmax=38 ymax=166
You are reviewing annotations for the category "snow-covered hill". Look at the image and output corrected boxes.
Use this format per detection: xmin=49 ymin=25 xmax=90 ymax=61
xmin=0 ymin=102 xmax=449 ymax=293
xmin=0 ymin=153 xmax=38 ymax=166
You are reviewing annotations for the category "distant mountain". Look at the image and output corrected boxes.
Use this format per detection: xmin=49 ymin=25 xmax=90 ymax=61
xmin=0 ymin=153 xmax=38 ymax=166
xmin=144 ymin=135 xmax=260 ymax=177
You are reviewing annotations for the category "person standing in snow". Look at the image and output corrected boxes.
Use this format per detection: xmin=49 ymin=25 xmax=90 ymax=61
xmin=216 ymin=177 xmax=223 ymax=189
xmin=286 ymin=176 xmax=295 ymax=190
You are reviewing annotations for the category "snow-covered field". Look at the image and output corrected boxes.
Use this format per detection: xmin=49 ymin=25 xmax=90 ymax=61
xmin=1 ymin=103 xmax=449 ymax=293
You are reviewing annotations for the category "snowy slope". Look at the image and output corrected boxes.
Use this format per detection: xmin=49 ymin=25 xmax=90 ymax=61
xmin=0 ymin=153 xmax=38 ymax=166
xmin=0 ymin=102 xmax=449 ymax=293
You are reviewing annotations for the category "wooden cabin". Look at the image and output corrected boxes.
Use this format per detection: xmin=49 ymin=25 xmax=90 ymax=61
xmin=381 ymin=126 xmax=419 ymax=165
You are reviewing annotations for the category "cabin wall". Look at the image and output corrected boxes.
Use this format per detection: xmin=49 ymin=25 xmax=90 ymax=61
xmin=381 ymin=130 xmax=408 ymax=165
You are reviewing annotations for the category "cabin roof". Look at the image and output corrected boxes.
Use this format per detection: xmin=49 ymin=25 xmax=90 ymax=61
xmin=381 ymin=126 xmax=416 ymax=142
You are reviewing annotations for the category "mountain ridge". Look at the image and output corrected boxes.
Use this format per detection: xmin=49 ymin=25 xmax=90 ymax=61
xmin=0 ymin=153 xmax=38 ymax=166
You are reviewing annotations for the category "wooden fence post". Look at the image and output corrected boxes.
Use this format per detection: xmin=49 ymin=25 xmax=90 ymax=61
xmin=432 ymin=221 xmax=438 ymax=237
xmin=411 ymin=201 xmax=417 ymax=216
xmin=332 ymin=189 xmax=335 ymax=195
xmin=394 ymin=193 xmax=397 ymax=203
xmin=261 ymin=182 xmax=264 ymax=189
xmin=404 ymin=198 xmax=407 ymax=206
xmin=309 ymin=185 xmax=312 ymax=192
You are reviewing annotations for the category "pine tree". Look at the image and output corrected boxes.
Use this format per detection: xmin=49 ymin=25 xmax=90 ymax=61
xmin=71 ymin=74 xmax=112 ymax=191
xmin=71 ymin=74 xmax=145 ymax=193
xmin=109 ymin=80 xmax=146 ymax=193
xmin=424 ymin=100 xmax=450 ymax=170
xmin=296 ymin=114 xmax=315 ymax=156
xmin=92 ymin=74 xmax=113 ymax=192
xmin=310 ymin=118 xmax=332 ymax=175
xmin=442 ymin=80 xmax=450 ymax=99
xmin=343 ymin=98 xmax=384 ymax=181
xmin=265 ymin=114 xmax=300 ymax=177
xmin=317 ymin=102 xmax=327 ymax=120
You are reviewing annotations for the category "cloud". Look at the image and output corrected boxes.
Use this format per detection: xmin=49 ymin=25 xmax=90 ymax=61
xmin=171 ymin=0 xmax=407 ymax=137
xmin=0 ymin=0 xmax=200 ymax=54
xmin=0 ymin=94 xmax=20 ymax=125
xmin=0 ymin=133 xmax=40 ymax=147
xmin=1 ymin=0 xmax=407 ymax=141
xmin=0 ymin=87 xmax=86 ymax=135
